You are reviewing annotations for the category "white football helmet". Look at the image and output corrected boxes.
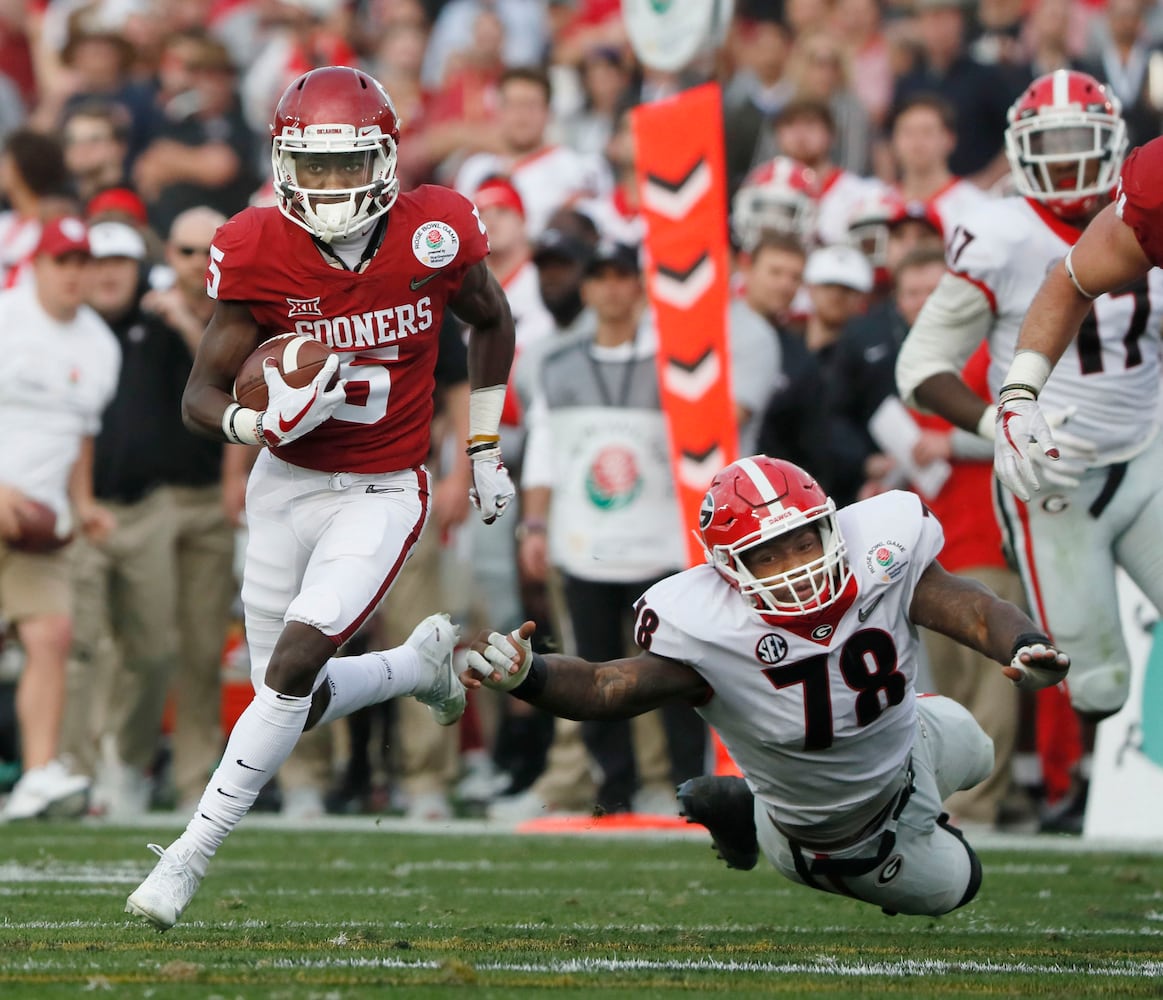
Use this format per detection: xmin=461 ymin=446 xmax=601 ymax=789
xmin=731 ymin=157 xmax=818 ymax=252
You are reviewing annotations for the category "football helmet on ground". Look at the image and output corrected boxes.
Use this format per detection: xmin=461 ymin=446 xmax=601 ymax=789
xmin=699 ymin=456 xmax=852 ymax=617
xmin=271 ymin=66 xmax=402 ymax=242
xmin=1004 ymin=69 xmax=1127 ymax=220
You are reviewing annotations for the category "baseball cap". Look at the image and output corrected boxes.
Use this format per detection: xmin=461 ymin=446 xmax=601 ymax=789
xmin=803 ymin=244 xmax=874 ymax=292
xmin=474 ymin=176 xmax=525 ymax=219
xmin=584 ymin=240 xmax=640 ymax=277
xmin=86 ymin=187 xmax=149 ymax=226
xmin=89 ymin=220 xmax=147 ymax=261
xmin=35 ymin=217 xmax=91 ymax=259
xmin=533 ymin=227 xmax=593 ymax=267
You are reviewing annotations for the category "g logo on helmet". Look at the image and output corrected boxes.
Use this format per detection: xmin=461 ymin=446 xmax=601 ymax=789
xmin=699 ymin=491 xmax=715 ymax=530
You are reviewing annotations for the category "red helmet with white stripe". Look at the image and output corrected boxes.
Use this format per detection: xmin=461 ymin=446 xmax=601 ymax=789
xmin=699 ymin=456 xmax=852 ymax=617
xmin=1004 ymin=69 xmax=1127 ymax=220
xmin=731 ymin=157 xmax=818 ymax=251
xmin=271 ymin=66 xmax=402 ymax=242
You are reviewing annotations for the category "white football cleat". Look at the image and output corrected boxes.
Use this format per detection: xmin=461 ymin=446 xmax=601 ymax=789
xmin=408 ymin=612 xmax=465 ymax=726
xmin=0 ymin=759 xmax=89 ymax=822
xmin=125 ymin=843 xmax=205 ymax=931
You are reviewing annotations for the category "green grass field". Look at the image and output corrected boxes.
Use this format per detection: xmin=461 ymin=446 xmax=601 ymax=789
xmin=2 ymin=819 xmax=1162 ymax=998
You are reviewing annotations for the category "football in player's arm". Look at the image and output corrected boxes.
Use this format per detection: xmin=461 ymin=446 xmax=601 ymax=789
xmin=462 ymin=457 xmax=1069 ymax=918
xmin=126 ymin=66 xmax=516 ymax=933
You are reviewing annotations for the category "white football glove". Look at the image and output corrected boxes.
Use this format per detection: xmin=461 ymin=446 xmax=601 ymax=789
xmin=260 ymin=355 xmax=346 ymax=448
xmin=1004 ymin=638 xmax=1070 ymax=691
xmin=994 ymin=388 xmax=1059 ymax=501
xmin=1028 ymin=424 xmax=1098 ymax=491
xmin=995 ymin=394 xmax=1099 ymax=500
xmin=468 ymin=444 xmax=515 ymax=524
xmin=466 ymin=628 xmax=531 ymax=690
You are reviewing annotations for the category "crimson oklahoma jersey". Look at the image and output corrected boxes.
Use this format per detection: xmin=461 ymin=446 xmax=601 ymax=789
xmin=1116 ymin=135 xmax=1163 ymax=266
xmin=209 ymin=184 xmax=489 ymax=472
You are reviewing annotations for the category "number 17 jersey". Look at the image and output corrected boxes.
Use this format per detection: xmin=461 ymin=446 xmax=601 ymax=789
xmin=637 ymin=491 xmax=944 ymax=834
xmin=949 ymin=196 xmax=1163 ymax=460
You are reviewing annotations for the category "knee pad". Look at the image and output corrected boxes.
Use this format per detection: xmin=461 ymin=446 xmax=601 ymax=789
xmin=937 ymin=813 xmax=983 ymax=912
xmin=1068 ymin=662 xmax=1130 ymax=719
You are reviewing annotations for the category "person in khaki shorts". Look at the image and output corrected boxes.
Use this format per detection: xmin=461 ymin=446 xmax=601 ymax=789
xmin=0 ymin=217 xmax=120 ymax=821
xmin=61 ymin=209 xmax=248 ymax=817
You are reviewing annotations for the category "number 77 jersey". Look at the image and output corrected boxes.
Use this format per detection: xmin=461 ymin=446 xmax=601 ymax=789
xmin=636 ymin=490 xmax=945 ymax=832
xmin=948 ymin=196 xmax=1163 ymax=461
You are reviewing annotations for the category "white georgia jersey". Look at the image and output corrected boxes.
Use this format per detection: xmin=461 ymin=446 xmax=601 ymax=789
xmin=455 ymin=145 xmax=613 ymax=239
xmin=925 ymin=177 xmax=993 ymax=236
xmin=637 ymin=490 xmax=943 ymax=833
xmin=949 ymin=196 xmax=1163 ymax=459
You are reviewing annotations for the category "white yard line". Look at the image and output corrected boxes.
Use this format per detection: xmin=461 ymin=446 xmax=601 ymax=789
xmin=6 ymin=955 xmax=1163 ymax=979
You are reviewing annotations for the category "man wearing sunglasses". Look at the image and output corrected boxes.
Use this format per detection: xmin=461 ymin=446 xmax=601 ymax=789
xmin=62 ymin=210 xmax=247 ymax=821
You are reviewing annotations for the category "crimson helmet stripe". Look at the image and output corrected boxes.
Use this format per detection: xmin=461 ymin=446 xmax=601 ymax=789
xmin=737 ymin=456 xmax=782 ymax=508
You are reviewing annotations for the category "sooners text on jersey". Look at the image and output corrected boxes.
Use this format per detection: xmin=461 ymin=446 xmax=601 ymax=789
xmin=209 ymin=185 xmax=489 ymax=472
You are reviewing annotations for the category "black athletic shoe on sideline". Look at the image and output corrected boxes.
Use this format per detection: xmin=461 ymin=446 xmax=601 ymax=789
xmin=676 ymin=775 xmax=759 ymax=871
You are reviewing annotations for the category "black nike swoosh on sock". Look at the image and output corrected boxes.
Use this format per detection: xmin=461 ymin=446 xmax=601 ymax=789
xmin=217 ymin=787 xmax=239 ymax=799
xmin=236 ymin=759 xmax=265 ymax=772
xmin=275 ymin=694 xmax=300 ymax=701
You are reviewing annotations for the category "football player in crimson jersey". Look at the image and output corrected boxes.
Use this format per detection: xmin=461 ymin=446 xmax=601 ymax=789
xmin=462 ymin=457 xmax=1069 ymax=917
xmin=898 ymin=70 xmax=1163 ymax=724
xmin=125 ymin=66 xmax=516 ymax=931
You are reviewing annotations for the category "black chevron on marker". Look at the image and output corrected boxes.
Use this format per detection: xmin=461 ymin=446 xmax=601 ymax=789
xmin=656 ymin=254 xmax=710 ymax=283
xmin=682 ymin=444 xmax=723 ymax=464
xmin=645 ymin=160 xmax=706 ymax=193
xmin=667 ymin=348 xmax=715 ymax=373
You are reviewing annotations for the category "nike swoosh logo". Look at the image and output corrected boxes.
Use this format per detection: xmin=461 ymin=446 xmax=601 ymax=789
xmin=278 ymin=386 xmax=320 ymax=433
xmin=366 ymin=485 xmax=404 ymax=494
xmin=858 ymin=594 xmax=884 ymax=622
xmin=217 ymin=787 xmax=239 ymax=799
xmin=235 ymin=759 xmax=264 ymax=772
xmin=410 ymin=273 xmax=439 ymax=290
xmin=1001 ymin=410 xmax=1023 ymax=453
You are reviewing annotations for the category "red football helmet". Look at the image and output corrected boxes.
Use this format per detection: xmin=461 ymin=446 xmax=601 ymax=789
xmin=271 ymin=66 xmax=402 ymax=242
xmin=1004 ymin=69 xmax=1127 ymax=220
xmin=731 ymin=157 xmax=819 ymax=251
xmin=699 ymin=456 xmax=851 ymax=617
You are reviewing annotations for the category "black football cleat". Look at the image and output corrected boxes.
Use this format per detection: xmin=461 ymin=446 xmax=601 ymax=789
xmin=676 ymin=775 xmax=759 ymax=871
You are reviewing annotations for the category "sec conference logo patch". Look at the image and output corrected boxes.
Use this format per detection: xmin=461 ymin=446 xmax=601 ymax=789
xmin=412 ymin=221 xmax=460 ymax=268
xmin=755 ymin=633 xmax=788 ymax=664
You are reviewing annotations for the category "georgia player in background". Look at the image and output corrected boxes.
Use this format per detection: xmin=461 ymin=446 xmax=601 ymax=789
xmin=897 ymin=69 xmax=1163 ymax=723
xmin=462 ymin=457 xmax=1069 ymax=917
xmin=994 ymin=87 xmax=1163 ymax=495
xmin=731 ymin=156 xmax=820 ymax=254
xmin=125 ymin=66 xmax=517 ymax=930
